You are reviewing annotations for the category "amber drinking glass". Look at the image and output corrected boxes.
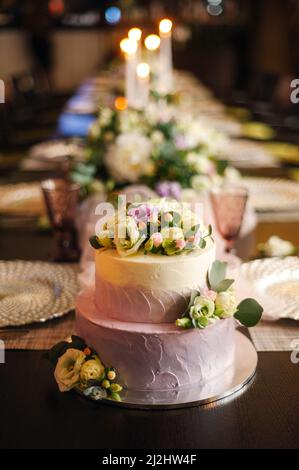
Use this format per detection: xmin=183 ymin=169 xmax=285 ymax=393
xmin=41 ymin=179 xmax=81 ymax=262
xmin=210 ymin=185 xmax=249 ymax=254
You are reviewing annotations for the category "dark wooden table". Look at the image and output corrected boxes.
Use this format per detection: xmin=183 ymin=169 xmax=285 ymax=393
xmin=0 ymin=221 xmax=299 ymax=449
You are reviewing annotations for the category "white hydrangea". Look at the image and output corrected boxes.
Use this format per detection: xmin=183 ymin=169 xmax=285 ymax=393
xmin=105 ymin=132 xmax=152 ymax=183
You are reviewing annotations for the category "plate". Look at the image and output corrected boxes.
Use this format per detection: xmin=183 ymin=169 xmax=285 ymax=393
xmin=265 ymin=142 xmax=299 ymax=164
xmin=224 ymin=139 xmax=278 ymax=168
xmin=0 ymin=261 xmax=80 ymax=327
xmin=241 ymin=122 xmax=275 ymax=141
xmin=29 ymin=139 xmax=86 ymax=163
xmin=0 ymin=182 xmax=45 ymax=217
xmin=240 ymin=257 xmax=299 ymax=321
xmin=242 ymin=177 xmax=299 ymax=212
xmin=77 ymin=331 xmax=257 ymax=410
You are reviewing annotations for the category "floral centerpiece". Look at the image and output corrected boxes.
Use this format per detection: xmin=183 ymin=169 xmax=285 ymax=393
xmin=176 ymin=260 xmax=263 ymax=330
xmin=71 ymin=95 xmax=234 ymax=197
xmin=46 ymin=335 xmax=123 ymax=402
xmin=89 ymin=198 xmax=212 ymax=257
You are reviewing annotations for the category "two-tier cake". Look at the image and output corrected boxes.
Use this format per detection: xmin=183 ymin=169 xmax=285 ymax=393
xmin=76 ymin=199 xmax=236 ymax=392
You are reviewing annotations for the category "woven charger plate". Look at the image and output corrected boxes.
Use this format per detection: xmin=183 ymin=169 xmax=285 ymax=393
xmin=0 ymin=261 xmax=80 ymax=327
xmin=239 ymin=257 xmax=299 ymax=321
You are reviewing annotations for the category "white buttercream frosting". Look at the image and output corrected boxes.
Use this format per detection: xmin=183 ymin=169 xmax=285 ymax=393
xmin=94 ymin=240 xmax=215 ymax=323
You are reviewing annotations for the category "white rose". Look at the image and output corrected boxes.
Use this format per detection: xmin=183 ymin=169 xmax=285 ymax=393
xmin=151 ymin=130 xmax=165 ymax=145
xmin=262 ymin=236 xmax=295 ymax=257
xmin=193 ymin=295 xmax=215 ymax=317
xmin=191 ymin=175 xmax=211 ymax=193
xmin=105 ymin=132 xmax=152 ymax=183
xmin=187 ymin=152 xmax=213 ymax=174
xmin=184 ymin=121 xmax=212 ymax=148
xmin=215 ymin=289 xmax=237 ymax=318
xmin=224 ymin=166 xmax=241 ymax=181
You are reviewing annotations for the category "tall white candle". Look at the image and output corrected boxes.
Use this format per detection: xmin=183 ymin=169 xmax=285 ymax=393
xmin=128 ymin=28 xmax=142 ymax=63
xmin=159 ymin=18 xmax=173 ymax=94
xmin=120 ymin=38 xmax=138 ymax=108
xmin=136 ymin=62 xmax=150 ymax=109
xmin=144 ymin=34 xmax=160 ymax=78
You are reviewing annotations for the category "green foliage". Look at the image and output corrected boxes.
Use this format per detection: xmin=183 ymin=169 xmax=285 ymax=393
xmin=234 ymin=298 xmax=264 ymax=327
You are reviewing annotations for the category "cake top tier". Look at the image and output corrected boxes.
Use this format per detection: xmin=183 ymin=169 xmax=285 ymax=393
xmin=90 ymin=198 xmax=213 ymax=257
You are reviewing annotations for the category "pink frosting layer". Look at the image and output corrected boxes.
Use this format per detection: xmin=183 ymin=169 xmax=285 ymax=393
xmin=95 ymin=278 xmax=191 ymax=323
xmin=76 ymin=288 xmax=236 ymax=392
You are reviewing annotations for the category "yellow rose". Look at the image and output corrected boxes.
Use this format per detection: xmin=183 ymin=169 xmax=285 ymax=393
xmin=80 ymin=358 xmax=105 ymax=383
xmin=54 ymin=348 xmax=86 ymax=392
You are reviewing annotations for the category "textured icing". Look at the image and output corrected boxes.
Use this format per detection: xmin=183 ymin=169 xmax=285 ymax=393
xmin=95 ymin=239 xmax=215 ymax=323
xmin=76 ymin=288 xmax=236 ymax=392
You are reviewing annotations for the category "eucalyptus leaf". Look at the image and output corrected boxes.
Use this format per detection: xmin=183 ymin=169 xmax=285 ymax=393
xmin=89 ymin=235 xmax=101 ymax=249
xmin=182 ymin=290 xmax=200 ymax=317
xmin=199 ymin=238 xmax=206 ymax=249
xmin=214 ymin=278 xmax=235 ymax=293
xmin=208 ymin=260 xmax=228 ymax=290
xmin=234 ymin=298 xmax=263 ymax=327
xmin=46 ymin=341 xmax=70 ymax=365
xmin=70 ymin=335 xmax=86 ymax=350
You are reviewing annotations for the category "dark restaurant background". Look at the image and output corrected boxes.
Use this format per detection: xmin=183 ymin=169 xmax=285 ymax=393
xmin=0 ymin=0 xmax=299 ymax=178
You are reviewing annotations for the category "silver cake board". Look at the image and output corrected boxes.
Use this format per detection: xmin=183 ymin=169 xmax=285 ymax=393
xmin=78 ymin=331 xmax=258 ymax=410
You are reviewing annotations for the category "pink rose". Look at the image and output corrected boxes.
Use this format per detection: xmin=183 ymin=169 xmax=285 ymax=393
xmin=163 ymin=213 xmax=173 ymax=223
xmin=202 ymin=287 xmax=217 ymax=302
xmin=175 ymin=239 xmax=186 ymax=250
xmin=152 ymin=232 xmax=163 ymax=248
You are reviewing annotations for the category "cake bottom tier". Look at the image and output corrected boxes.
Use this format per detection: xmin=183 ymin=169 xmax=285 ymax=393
xmin=76 ymin=288 xmax=236 ymax=392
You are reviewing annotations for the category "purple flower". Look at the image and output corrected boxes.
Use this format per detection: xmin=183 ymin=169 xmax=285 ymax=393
xmin=155 ymin=181 xmax=182 ymax=200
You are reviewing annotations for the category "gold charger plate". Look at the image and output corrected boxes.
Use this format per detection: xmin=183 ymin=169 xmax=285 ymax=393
xmin=0 ymin=182 xmax=45 ymax=217
xmin=265 ymin=142 xmax=299 ymax=164
xmin=0 ymin=261 xmax=80 ymax=327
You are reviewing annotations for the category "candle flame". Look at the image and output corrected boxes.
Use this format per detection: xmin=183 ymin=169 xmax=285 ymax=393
xmin=159 ymin=18 xmax=173 ymax=34
xmin=114 ymin=96 xmax=128 ymax=111
xmin=144 ymin=34 xmax=160 ymax=51
xmin=120 ymin=38 xmax=137 ymax=55
xmin=128 ymin=27 xmax=142 ymax=42
xmin=136 ymin=63 xmax=150 ymax=79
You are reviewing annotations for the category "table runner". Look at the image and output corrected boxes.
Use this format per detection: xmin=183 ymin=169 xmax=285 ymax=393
xmin=249 ymin=319 xmax=299 ymax=351
xmin=1 ymin=312 xmax=75 ymax=350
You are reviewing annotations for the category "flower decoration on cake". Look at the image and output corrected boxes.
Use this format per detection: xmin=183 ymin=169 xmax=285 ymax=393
xmin=46 ymin=336 xmax=123 ymax=402
xmin=176 ymin=260 xmax=263 ymax=329
xmin=89 ymin=199 xmax=213 ymax=257
xmin=70 ymin=94 xmax=237 ymax=196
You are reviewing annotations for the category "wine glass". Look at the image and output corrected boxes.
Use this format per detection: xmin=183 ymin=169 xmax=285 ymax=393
xmin=41 ymin=179 xmax=81 ymax=262
xmin=210 ymin=184 xmax=248 ymax=263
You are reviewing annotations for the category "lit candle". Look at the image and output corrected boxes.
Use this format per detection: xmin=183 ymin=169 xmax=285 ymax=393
xmin=144 ymin=34 xmax=160 ymax=76
xmin=120 ymin=38 xmax=138 ymax=107
xmin=159 ymin=18 xmax=173 ymax=94
xmin=136 ymin=62 xmax=150 ymax=109
xmin=128 ymin=27 xmax=142 ymax=62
